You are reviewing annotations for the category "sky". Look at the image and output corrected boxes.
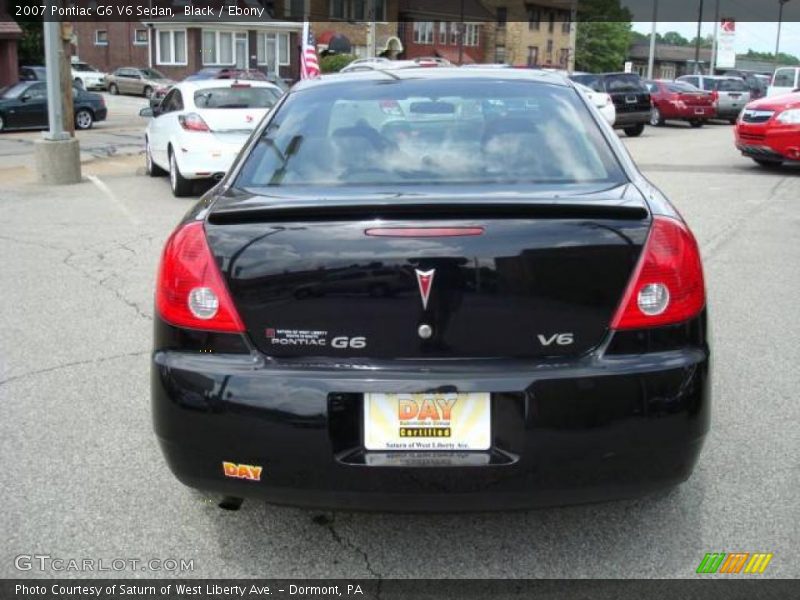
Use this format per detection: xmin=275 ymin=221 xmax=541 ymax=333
xmin=632 ymin=21 xmax=800 ymax=57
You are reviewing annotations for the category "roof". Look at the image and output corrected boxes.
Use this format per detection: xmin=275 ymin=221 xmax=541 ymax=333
xmin=629 ymin=43 xmax=712 ymax=63
xmin=175 ymin=79 xmax=282 ymax=92
xmin=0 ymin=16 xmax=23 ymax=38
xmin=293 ymin=67 xmax=570 ymax=92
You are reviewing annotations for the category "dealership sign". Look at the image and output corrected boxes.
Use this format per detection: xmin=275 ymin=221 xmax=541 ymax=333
xmin=717 ymin=19 xmax=736 ymax=70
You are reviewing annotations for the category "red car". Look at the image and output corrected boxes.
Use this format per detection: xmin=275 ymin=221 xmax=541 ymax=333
xmin=735 ymin=91 xmax=800 ymax=167
xmin=645 ymin=80 xmax=716 ymax=127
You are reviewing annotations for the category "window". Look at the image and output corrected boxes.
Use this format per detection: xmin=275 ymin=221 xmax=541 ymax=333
xmin=330 ymin=0 xmax=386 ymax=21
xmin=26 ymin=83 xmax=47 ymax=99
xmin=527 ymin=46 xmax=539 ymax=67
xmin=257 ymin=32 xmax=291 ymax=72
xmin=527 ymin=5 xmax=540 ymax=31
xmin=94 ymin=30 xmax=108 ymax=46
xmin=495 ymin=45 xmax=506 ymax=64
xmin=236 ymin=79 xmax=627 ymax=188
xmin=497 ymin=7 xmax=507 ymax=29
xmin=439 ymin=22 xmax=448 ymax=44
xmin=464 ymin=23 xmax=479 ymax=47
xmin=157 ymin=30 xmax=187 ymax=65
xmin=194 ymin=87 xmax=281 ymax=109
xmin=134 ymin=29 xmax=148 ymax=45
xmin=562 ymin=12 xmax=571 ymax=34
xmin=548 ymin=12 xmax=555 ymax=33
xmin=413 ymin=22 xmax=434 ymax=45
xmin=559 ymin=48 xmax=569 ymax=67
xmin=160 ymin=89 xmax=184 ymax=113
xmin=203 ymin=30 xmax=235 ymax=65
xmin=773 ymin=68 xmax=796 ymax=87
xmin=546 ymin=39 xmax=553 ymax=61
xmin=449 ymin=24 xmax=459 ymax=45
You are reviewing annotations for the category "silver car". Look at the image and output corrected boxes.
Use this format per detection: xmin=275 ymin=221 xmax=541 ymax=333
xmin=106 ymin=67 xmax=174 ymax=99
xmin=676 ymin=75 xmax=750 ymax=123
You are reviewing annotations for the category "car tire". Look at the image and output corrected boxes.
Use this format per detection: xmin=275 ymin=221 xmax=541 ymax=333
xmin=624 ymin=124 xmax=645 ymax=137
xmin=146 ymin=139 xmax=167 ymax=177
xmin=169 ymin=149 xmax=193 ymax=197
xmin=689 ymin=120 xmax=704 ymax=128
xmin=753 ymin=158 xmax=783 ymax=168
xmin=108 ymin=83 xmax=119 ymax=95
xmin=650 ymin=108 xmax=664 ymax=127
xmin=143 ymin=86 xmax=153 ymax=99
xmin=74 ymin=109 xmax=93 ymax=130
xmin=0 ymin=113 xmax=5 ymax=132
xmin=729 ymin=118 xmax=738 ymax=125
xmin=74 ymin=78 xmax=84 ymax=90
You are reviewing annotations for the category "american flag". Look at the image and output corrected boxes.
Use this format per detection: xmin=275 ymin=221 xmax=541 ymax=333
xmin=300 ymin=21 xmax=320 ymax=80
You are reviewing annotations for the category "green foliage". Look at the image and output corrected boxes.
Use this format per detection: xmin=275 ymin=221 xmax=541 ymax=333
xmin=575 ymin=21 xmax=632 ymax=73
xmin=743 ymin=49 xmax=799 ymax=65
xmin=575 ymin=1 xmax=632 ymax=73
xmin=16 ymin=20 xmax=45 ymax=65
xmin=319 ymin=54 xmax=356 ymax=73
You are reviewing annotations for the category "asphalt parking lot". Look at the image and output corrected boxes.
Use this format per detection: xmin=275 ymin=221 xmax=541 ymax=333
xmin=0 ymin=122 xmax=798 ymax=579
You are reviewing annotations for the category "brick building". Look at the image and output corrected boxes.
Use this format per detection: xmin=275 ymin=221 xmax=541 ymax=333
xmin=0 ymin=0 xmax=22 ymax=87
xmin=481 ymin=1 xmax=576 ymax=69
xmin=398 ymin=0 xmax=492 ymax=64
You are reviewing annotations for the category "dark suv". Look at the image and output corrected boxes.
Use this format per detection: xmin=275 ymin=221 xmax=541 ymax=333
xmin=570 ymin=72 xmax=652 ymax=137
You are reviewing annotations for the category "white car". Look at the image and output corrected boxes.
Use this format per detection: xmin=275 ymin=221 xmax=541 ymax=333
xmin=141 ymin=80 xmax=283 ymax=197
xmin=574 ymin=82 xmax=616 ymax=126
xmin=768 ymin=66 xmax=800 ymax=97
xmin=71 ymin=61 xmax=107 ymax=91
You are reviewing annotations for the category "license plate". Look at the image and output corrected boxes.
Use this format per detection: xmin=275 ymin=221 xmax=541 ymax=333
xmin=695 ymin=108 xmax=706 ymax=114
xmin=625 ymin=95 xmax=638 ymax=104
xmin=364 ymin=392 xmax=491 ymax=451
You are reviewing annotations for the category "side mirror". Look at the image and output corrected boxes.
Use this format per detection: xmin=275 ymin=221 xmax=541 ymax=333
xmin=139 ymin=107 xmax=154 ymax=118
xmin=20 ymin=94 xmax=30 ymax=102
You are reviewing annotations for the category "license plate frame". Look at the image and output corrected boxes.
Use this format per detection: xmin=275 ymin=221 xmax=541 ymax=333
xmin=363 ymin=392 xmax=491 ymax=452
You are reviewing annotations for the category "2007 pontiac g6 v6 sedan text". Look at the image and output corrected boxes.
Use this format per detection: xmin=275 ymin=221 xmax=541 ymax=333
xmin=152 ymin=68 xmax=710 ymax=511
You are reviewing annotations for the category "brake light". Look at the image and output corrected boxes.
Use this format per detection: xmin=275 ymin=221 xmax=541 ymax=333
xmin=365 ymin=227 xmax=484 ymax=237
xmin=156 ymin=221 xmax=244 ymax=332
xmin=610 ymin=216 xmax=705 ymax=330
xmin=178 ymin=112 xmax=210 ymax=132
xmin=710 ymin=90 xmax=719 ymax=106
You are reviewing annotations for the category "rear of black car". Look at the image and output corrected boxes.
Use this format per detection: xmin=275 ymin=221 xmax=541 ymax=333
xmin=572 ymin=72 xmax=652 ymax=137
xmin=151 ymin=71 xmax=709 ymax=510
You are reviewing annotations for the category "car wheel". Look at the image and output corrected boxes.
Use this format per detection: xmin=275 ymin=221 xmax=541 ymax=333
xmin=753 ymin=158 xmax=783 ymax=168
xmin=74 ymin=78 xmax=84 ymax=90
xmin=729 ymin=118 xmax=738 ymax=125
xmin=650 ymin=108 xmax=664 ymax=126
xmin=0 ymin=113 xmax=5 ymax=132
xmin=74 ymin=109 xmax=93 ymax=130
xmin=169 ymin=149 xmax=193 ymax=197
xmin=689 ymin=120 xmax=704 ymax=128
xmin=143 ymin=86 xmax=153 ymax=99
xmin=624 ymin=124 xmax=645 ymax=137
xmin=146 ymin=139 xmax=167 ymax=177
xmin=108 ymin=83 xmax=119 ymax=95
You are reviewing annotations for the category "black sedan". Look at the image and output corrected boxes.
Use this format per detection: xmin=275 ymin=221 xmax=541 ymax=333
xmin=152 ymin=69 xmax=710 ymax=511
xmin=0 ymin=81 xmax=107 ymax=132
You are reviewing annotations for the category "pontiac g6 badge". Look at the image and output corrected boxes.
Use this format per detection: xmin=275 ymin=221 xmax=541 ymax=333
xmin=415 ymin=269 xmax=435 ymax=310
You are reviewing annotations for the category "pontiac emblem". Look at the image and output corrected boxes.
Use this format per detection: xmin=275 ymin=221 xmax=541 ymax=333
xmin=415 ymin=269 xmax=435 ymax=310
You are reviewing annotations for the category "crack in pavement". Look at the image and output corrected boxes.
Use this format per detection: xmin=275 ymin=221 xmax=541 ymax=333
xmin=314 ymin=513 xmax=383 ymax=590
xmin=0 ymin=350 xmax=149 ymax=387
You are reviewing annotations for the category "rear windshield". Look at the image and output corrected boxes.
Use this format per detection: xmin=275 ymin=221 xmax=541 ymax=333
xmin=716 ymin=78 xmax=748 ymax=92
xmin=604 ymin=74 xmax=645 ymax=93
xmin=236 ymin=78 xmax=626 ymax=188
xmin=570 ymin=74 xmax=603 ymax=92
xmin=193 ymin=86 xmax=280 ymax=109
xmin=666 ymin=82 xmax=700 ymax=93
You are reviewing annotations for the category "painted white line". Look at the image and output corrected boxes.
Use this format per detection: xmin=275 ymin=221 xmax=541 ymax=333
xmin=86 ymin=174 xmax=140 ymax=226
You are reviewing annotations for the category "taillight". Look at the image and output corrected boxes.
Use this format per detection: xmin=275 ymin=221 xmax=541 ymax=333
xmin=156 ymin=221 xmax=244 ymax=333
xmin=710 ymin=90 xmax=719 ymax=106
xmin=178 ymin=112 xmax=210 ymax=132
xmin=610 ymin=216 xmax=705 ymax=330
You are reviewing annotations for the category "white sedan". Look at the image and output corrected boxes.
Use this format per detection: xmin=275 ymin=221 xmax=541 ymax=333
xmin=574 ymin=82 xmax=616 ymax=126
xmin=141 ymin=80 xmax=283 ymax=196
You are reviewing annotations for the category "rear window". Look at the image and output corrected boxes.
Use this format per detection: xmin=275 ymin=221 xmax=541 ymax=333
xmin=570 ymin=74 xmax=603 ymax=92
xmin=604 ymin=74 xmax=645 ymax=93
xmin=716 ymin=78 xmax=748 ymax=92
xmin=666 ymin=82 xmax=700 ymax=93
xmin=236 ymin=78 xmax=626 ymax=188
xmin=193 ymin=86 xmax=280 ymax=109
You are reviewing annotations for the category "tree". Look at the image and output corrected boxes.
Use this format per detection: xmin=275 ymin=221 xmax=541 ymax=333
xmin=16 ymin=18 xmax=44 ymax=65
xmin=575 ymin=0 xmax=632 ymax=73
xmin=662 ymin=31 xmax=690 ymax=46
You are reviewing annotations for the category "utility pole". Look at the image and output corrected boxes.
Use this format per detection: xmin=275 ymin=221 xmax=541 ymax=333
xmin=694 ymin=0 xmax=705 ymax=74
xmin=774 ymin=0 xmax=791 ymax=73
xmin=60 ymin=22 xmax=75 ymax=136
xmin=710 ymin=0 xmax=720 ymax=74
xmin=647 ymin=0 xmax=658 ymax=80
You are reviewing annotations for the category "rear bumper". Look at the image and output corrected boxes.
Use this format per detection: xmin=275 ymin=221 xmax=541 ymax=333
xmin=94 ymin=107 xmax=107 ymax=122
xmin=152 ymin=320 xmax=711 ymax=511
xmin=613 ymin=110 xmax=651 ymax=129
xmin=662 ymin=105 xmax=716 ymax=120
xmin=173 ymin=134 xmax=244 ymax=179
